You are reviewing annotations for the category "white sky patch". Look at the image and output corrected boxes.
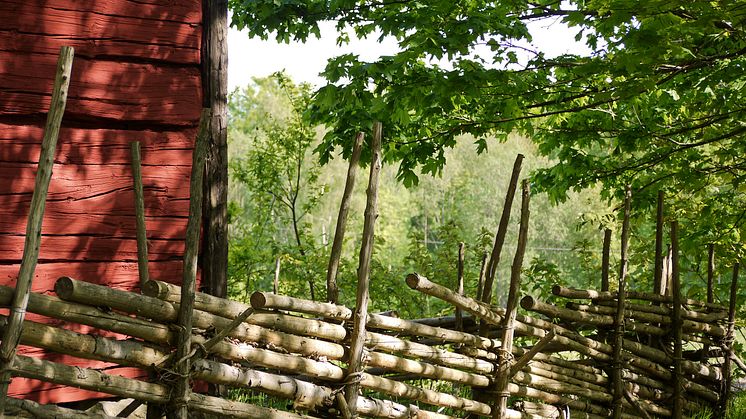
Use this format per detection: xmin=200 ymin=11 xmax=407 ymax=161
xmin=228 ymin=18 xmax=591 ymax=90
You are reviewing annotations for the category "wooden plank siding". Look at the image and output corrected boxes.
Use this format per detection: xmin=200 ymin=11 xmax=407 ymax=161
xmin=0 ymin=0 xmax=203 ymax=403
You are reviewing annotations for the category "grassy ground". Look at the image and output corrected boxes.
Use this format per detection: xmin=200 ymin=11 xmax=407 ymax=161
xmin=692 ymin=392 xmax=746 ymax=419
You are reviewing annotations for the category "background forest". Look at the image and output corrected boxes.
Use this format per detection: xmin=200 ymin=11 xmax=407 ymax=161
xmin=224 ymin=74 xmax=738 ymax=321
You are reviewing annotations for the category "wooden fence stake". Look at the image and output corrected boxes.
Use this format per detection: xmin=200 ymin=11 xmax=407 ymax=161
xmin=670 ymin=220 xmax=683 ymax=419
xmin=509 ymin=327 xmax=555 ymax=378
xmin=0 ymin=45 xmax=74 ymax=416
xmin=611 ymin=186 xmax=631 ymax=419
xmin=702 ymin=244 xmax=715 ymax=362
xmin=326 ymin=132 xmax=364 ymax=304
xmin=344 ymin=122 xmax=382 ymax=417
xmin=721 ymin=262 xmax=740 ymax=416
xmin=493 ymin=179 xmax=530 ymax=419
xmin=653 ymin=191 xmax=665 ymax=296
xmin=172 ymin=108 xmax=211 ymax=418
xmin=476 ymin=252 xmax=488 ymax=302
xmin=481 ymin=154 xmax=523 ymax=306
xmin=601 ymin=228 xmax=612 ymax=292
xmin=274 ymin=256 xmax=281 ymax=294
xmin=131 ymin=141 xmax=150 ymax=290
xmin=456 ymin=242 xmax=465 ymax=332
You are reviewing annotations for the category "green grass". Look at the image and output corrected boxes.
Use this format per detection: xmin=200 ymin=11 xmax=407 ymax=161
xmin=692 ymin=392 xmax=746 ymax=419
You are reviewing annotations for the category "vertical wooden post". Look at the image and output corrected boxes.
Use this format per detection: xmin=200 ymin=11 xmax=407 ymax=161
xmin=653 ymin=191 xmax=665 ymax=295
xmin=172 ymin=109 xmax=211 ymax=418
xmin=702 ymin=244 xmax=715 ymax=362
xmin=721 ymin=262 xmax=740 ymax=415
xmin=273 ymin=257 xmax=281 ymax=294
xmin=493 ymin=179 xmax=530 ymax=419
xmin=326 ymin=132 xmax=364 ymax=304
xmin=201 ymin=0 xmax=229 ymax=299
xmin=0 ymin=46 xmax=74 ymax=416
xmin=131 ymin=141 xmax=150 ymax=289
xmin=344 ymin=122 xmax=382 ymax=417
xmin=132 ymin=141 xmax=162 ymax=419
xmin=476 ymin=252 xmax=488 ymax=302
xmin=707 ymin=244 xmax=715 ymax=305
xmin=601 ymin=228 xmax=612 ymax=292
xmin=663 ymin=245 xmax=673 ymax=296
xmin=670 ymin=221 xmax=683 ymax=419
xmin=611 ymin=186 xmax=631 ymax=419
xmin=455 ymin=242 xmax=465 ymax=332
xmin=481 ymin=154 xmax=524 ymax=306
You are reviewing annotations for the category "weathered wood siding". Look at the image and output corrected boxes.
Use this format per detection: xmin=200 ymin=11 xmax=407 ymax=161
xmin=0 ymin=0 xmax=202 ymax=403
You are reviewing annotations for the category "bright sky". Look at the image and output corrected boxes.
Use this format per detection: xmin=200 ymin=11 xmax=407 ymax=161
xmin=228 ymin=19 xmax=590 ymax=91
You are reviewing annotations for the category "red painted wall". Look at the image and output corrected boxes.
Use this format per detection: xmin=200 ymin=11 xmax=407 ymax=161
xmin=0 ymin=0 xmax=203 ymax=403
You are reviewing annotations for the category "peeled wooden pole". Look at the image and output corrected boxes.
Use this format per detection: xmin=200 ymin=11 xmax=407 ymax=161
xmin=523 ymin=296 xmax=683 ymax=337
xmin=612 ymin=186 xmax=632 ymax=419
xmin=345 ymin=122 xmax=382 ymax=416
xmin=481 ymin=154 xmax=524 ymax=306
xmin=405 ymin=274 xmax=610 ymax=361
xmin=670 ymin=221 xmax=683 ymax=419
xmin=58 ymin=277 xmax=348 ymax=358
xmin=456 ymin=242 xmax=465 ymax=331
xmin=6 ymin=397 xmax=115 ymax=419
xmin=720 ymin=263 xmax=740 ymax=416
xmin=494 ymin=179 xmax=530 ymax=419
xmin=564 ymin=302 xmax=725 ymax=340
xmin=0 ymin=285 xmax=172 ymax=344
xmin=10 ymin=355 xmax=319 ymax=419
xmin=173 ymin=108 xmax=211 ymax=418
xmin=366 ymin=312 xmax=499 ymax=350
xmin=653 ymin=191 xmax=665 ymax=295
xmin=327 ymin=132 xmax=364 ymax=304
xmin=251 ymin=291 xmax=353 ymax=320
xmin=0 ymin=314 xmax=360 ymax=414
xmin=702 ymin=244 xmax=715 ymax=362
xmin=274 ymin=257 xmax=281 ymax=294
xmin=409 ymin=272 xmax=721 ymax=392
xmin=0 ymin=46 xmax=74 ymax=415
xmin=147 ymin=279 xmax=348 ymax=340
xmin=551 ymin=286 xmax=726 ymax=311
xmin=476 ymin=251 xmax=489 ymax=301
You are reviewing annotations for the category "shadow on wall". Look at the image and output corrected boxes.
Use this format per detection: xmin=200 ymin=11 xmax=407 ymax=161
xmin=0 ymin=0 xmax=204 ymax=404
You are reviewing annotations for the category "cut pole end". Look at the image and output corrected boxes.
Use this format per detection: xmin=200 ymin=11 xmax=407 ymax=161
xmin=53 ymin=276 xmax=75 ymax=299
xmin=250 ymin=291 xmax=268 ymax=310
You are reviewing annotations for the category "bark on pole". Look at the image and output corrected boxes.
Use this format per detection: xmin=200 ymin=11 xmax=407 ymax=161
xmin=601 ymin=229 xmax=612 ymax=292
xmin=721 ymin=263 xmax=740 ymax=416
xmin=611 ymin=186 xmax=631 ymax=419
xmin=172 ymin=108 xmax=211 ymax=418
xmin=653 ymin=191 xmax=665 ymax=295
xmin=201 ymin=0 xmax=229 ymax=300
xmin=0 ymin=45 xmax=74 ymax=416
xmin=476 ymin=252 xmax=488 ymax=301
xmin=345 ymin=122 xmax=382 ymax=417
xmin=131 ymin=141 xmax=150 ymax=289
xmin=456 ymin=242 xmax=465 ymax=332
xmin=493 ymin=179 xmax=530 ymax=419
xmin=326 ymin=132 xmax=364 ymax=304
xmin=670 ymin=221 xmax=683 ymax=419
xmin=481 ymin=154 xmax=523 ymax=306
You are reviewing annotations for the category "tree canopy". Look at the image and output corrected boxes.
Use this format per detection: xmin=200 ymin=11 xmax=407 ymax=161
xmin=230 ymin=1 xmax=745 ymax=259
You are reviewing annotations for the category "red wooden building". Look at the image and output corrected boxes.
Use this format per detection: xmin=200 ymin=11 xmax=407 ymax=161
xmin=0 ymin=0 xmax=227 ymax=404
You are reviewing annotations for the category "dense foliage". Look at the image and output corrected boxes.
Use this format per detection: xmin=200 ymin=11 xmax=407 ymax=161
xmin=230 ymin=0 xmax=745 ymax=269
xmin=227 ymin=75 xmax=610 ymax=316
